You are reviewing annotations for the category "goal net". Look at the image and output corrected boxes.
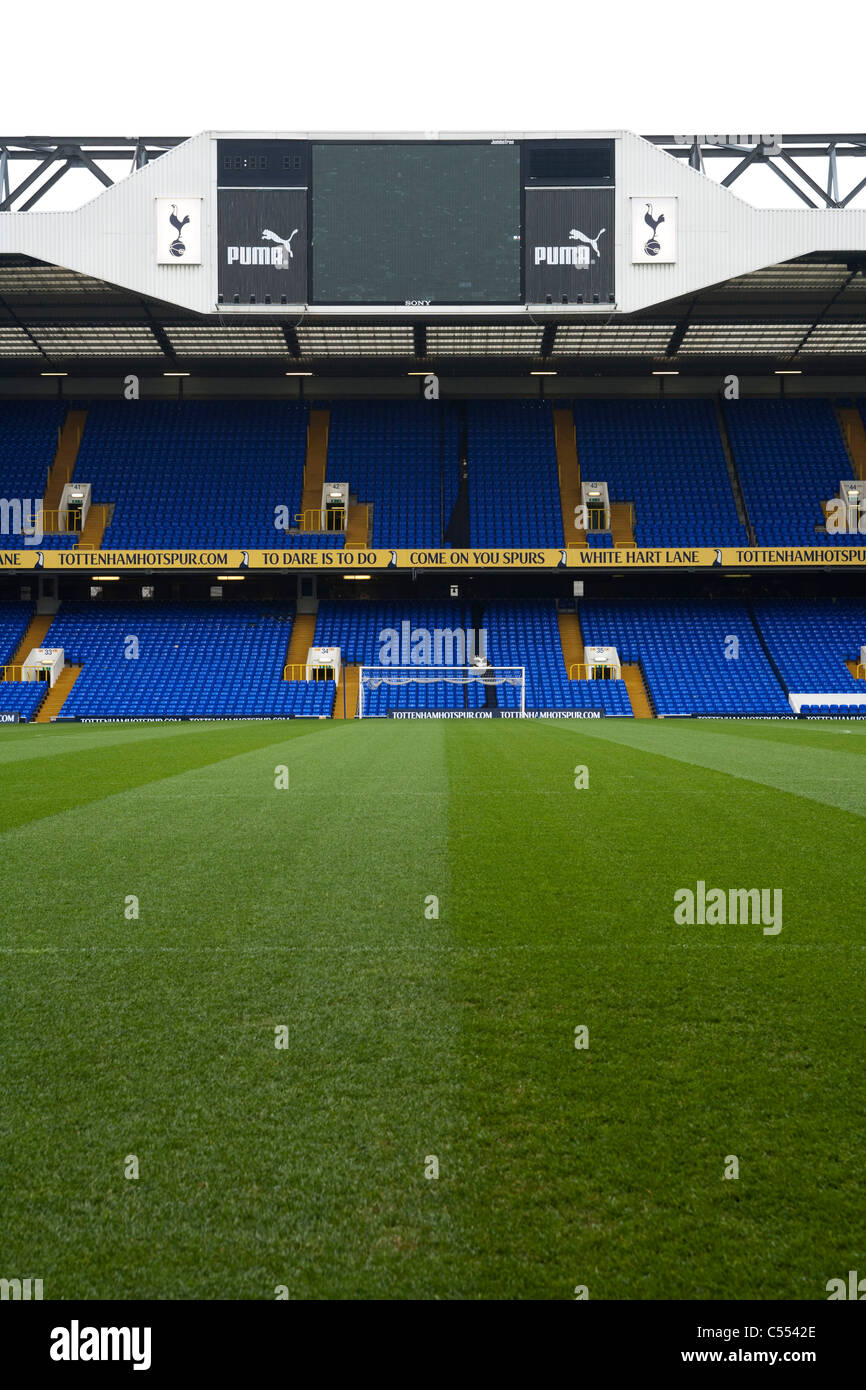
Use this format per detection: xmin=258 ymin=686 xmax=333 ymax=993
xmin=358 ymin=666 xmax=526 ymax=718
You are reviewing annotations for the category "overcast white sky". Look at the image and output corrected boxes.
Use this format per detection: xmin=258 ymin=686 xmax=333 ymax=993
xmin=4 ymin=0 xmax=865 ymax=208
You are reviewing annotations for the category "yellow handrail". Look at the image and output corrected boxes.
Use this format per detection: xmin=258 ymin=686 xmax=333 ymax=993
xmin=0 ymin=664 xmax=25 ymax=681
xmin=568 ymin=663 xmax=620 ymax=681
xmin=283 ymin=663 xmax=339 ymax=682
xmin=857 ymin=663 xmax=866 ymax=680
xmin=34 ymin=509 xmax=78 ymax=534
xmin=19 ymin=502 xmax=110 ymax=537
xmin=294 ymin=507 xmax=346 ymax=533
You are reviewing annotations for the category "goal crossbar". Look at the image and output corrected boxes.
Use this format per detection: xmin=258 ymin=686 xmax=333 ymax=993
xmin=358 ymin=666 xmax=525 ymax=717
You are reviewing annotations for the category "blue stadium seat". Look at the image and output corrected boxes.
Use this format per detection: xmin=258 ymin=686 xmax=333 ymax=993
xmin=724 ymin=399 xmax=851 ymax=546
xmin=753 ymin=599 xmax=866 ymax=702
xmin=70 ymin=401 xmax=343 ymax=550
xmin=573 ymin=399 xmax=745 ymax=548
xmin=0 ymin=401 xmax=79 ymax=549
xmin=327 ymin=402 xmax=459 ymax=548
xmin=483 ymin=601 xmax=633 ymax=715
xmin=39 ymin=602 xmax=334 ymax=719
xmin=580 ymin=599 xmax=790 ymax=716
xmin=468 ymin=402 xmax=564 ymax=548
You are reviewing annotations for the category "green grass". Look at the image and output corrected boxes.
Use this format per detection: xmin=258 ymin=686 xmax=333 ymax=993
xmin=1 ymin=718 xmax=864 ymax=1300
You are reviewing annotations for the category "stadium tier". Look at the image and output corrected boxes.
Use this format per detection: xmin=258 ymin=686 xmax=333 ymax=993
xmin=2 ymin=396 xmax=864 ymax=552
xmin=6 ymin=595 xmax=860 ymax=721
xmin=580 ymin=599 xmax=791 ymax=716
xmin=34 ymin=602 xmax=334 ymax=719
xmin=723 ymin=399 xmax=853 ymax=546
xmin=573 ymin=399 xmax=745 ymax=548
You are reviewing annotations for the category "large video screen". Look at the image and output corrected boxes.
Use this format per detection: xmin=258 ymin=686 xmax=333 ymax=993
xmin=312 ymin=142 xmax=522 ymax=304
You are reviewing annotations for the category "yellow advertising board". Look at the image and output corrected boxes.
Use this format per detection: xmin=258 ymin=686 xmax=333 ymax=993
xmin=1 ymin=546 xmax=865 ymax=571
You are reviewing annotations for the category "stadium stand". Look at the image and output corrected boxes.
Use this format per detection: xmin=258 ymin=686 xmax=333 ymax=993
xmin=325 ymin=402 xmax=459 ymax=548
xmin=753 ymin=599 xmax=866 ymax=704
xmin=37 ymin=602 xmax=334 ymax=719
xmin=573 ymin=400 xmax=745 ymax=548
xmin=467 ymin=402 xmax=564 ymax=548
xmin=70 ymin=401 xmax=342 ymax=550
xmin=723 ymin=399 xmax=852 ymax=546
xmin=483 ymin=601 xmax=632 ymax=714
xmin=580 ymin=599 xmax=791 ymax=716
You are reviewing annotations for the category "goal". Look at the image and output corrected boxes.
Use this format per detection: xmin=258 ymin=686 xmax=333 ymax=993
xmin=357 ymin=666 xmax=526 ymax=718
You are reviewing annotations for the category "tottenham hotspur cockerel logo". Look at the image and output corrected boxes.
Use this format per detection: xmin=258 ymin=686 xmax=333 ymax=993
xmin=643 ymin=203 xmax=665 ymax=257
xmin=169 ymin=204 xmax=190 ymax=258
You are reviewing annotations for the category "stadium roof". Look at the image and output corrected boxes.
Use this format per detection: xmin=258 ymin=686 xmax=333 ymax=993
xmin=1 ymin=251 xmax=865 ymax=375
xmin=2 ymin=131 xmax=866 ymax=374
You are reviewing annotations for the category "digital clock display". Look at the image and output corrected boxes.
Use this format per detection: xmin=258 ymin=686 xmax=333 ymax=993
xmin=217 ymin=141 xmax=308 ymax=187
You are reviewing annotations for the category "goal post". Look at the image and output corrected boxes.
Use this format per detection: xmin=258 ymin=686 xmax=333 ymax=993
xmin=357 ymin=666 xmax=526 ymax=718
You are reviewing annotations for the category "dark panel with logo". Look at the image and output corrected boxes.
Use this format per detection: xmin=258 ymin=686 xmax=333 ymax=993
xmin=217 ymin=140 xmax=309 ymax=188
xmin=218 ymin=189 xmax=308 ymax=303
xmin=524 ymin=187 xmax=615 ymax=305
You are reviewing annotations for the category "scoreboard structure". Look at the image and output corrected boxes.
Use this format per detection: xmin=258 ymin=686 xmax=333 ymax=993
xmin=3 ymin=129 xmax=865 ymax=328
xmin=216 ymin=138 xmax=615 ymax=308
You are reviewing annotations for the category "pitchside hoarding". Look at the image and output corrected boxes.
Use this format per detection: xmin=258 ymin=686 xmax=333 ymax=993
xmin=3 ymin=547 xmax=865 ymax=571
xmin=525 ymin=187 xmax=615 ymax=304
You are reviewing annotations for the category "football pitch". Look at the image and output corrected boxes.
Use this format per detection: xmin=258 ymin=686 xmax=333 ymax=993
xmin=1 ymin=718 xmax=864 ymax=1301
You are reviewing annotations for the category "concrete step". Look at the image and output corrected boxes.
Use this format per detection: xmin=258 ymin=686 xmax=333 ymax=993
xmin=34 ymin=665 xmax=82 ymax=723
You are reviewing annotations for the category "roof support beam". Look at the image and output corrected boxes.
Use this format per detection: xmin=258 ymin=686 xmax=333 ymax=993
xmin=0 ymin=156 xmax=54 ymax=212
xmin=778 ymin=151 xmax=837 ymax=208
xmin=646 ymin=134 xmax=866 ymax=207
xmin=74 ymin=150 xmax=114 ymax=189
xmin=0 ymin=138 xmax=182 ymax=207
xmin=720 ymin=146 xmax=763 ymax=188
xmin=20 ymin=160 xmax=72 ymax=212
xmin=764 ymin=158 xmax=818 ymax=208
